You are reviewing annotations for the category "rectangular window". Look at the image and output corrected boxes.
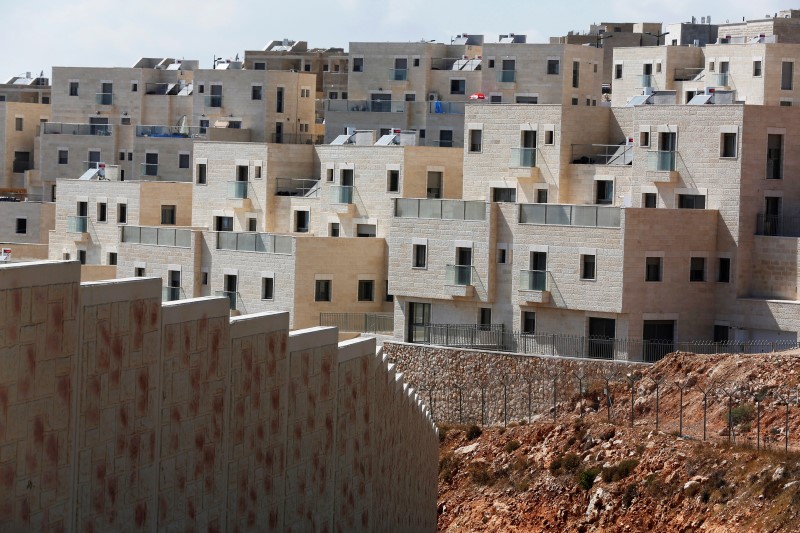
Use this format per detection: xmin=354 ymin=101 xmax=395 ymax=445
xmin=261 ymin=277 xmax=274 ymax=300
xmin=639 ymin=131 xmax=650 ymax=147
xmin=413 ymin=244 xmax=427 ymax=268
xmin=295 ymin=210 xmax=309 ymax=233
xmin=78 ymin=250 xmax=87 ymax=265
xmin=161 ymin=205 xmax=176 ymax=225
xmin=645 ymin=257 xmax=662 ymax=282
xmin=15 ymin=117 xmax=23 ymax=131
xmin=426 ymin=171 xmax=442 ymax=199
xmin=15 ymin=218 xmax=26 ymax=234
xmin=315 ymin=280 xmax=332 ymax=302
xmin=97 ymin=202 xmax=107 ymax=222
xmin=595 ymin=180 xmax=613 ymax=205
xmin=522 ymin=311 xmax=536 ymax=334
xmin=356 ymin=224 xmax=376 ymax=237
xmin=197 ymin=163 xmax=207 ymax=184
xmin=254 ymin=62 xmax=265 ymax=70
xmin=329 ymin=222 xmax=340 ymax=237
xmin=131 ymin=82 xmax=138 ymax=92
xmin=58 ymin=149 xmax=68 ymax=165
xmin=450 ymin=79 xmax=465 ymax=95
xmin=352 ymin=57 xmax=363 ymax=72
xmin=201 ymin=272 xmax=208 ymax=285
xmin=199 ymin=119 xmax=209 ymax=134
xmin=108 ymin=252 xmax=117 ymax=266
xmin=247 ymin=218 xmax=257 ymax=232
xmin=581 ymin=254 xmax=596 ymax=280
xmin=690 ymin=257 xmax=706 ymax=282
xmin=468 ymin=129 xmax=482 ymax=152
xmin=767 ymin=134 xmax=783 ymax=179
xmin=404 ymin=93 xmax=416 ymax=102
xmin=516 ymin=95 xmax=538 ymax=104
xmin=782 ymin=61 xmax=793 ymax=90
xmin=717 ymin=258 xmax=731 ymax=283
xmin=544 ymin=130 xmax=554 ymax=145
xmin=492 ymin=188 xmax=516 ymax=202
xmin=536 ymin=189 xmax=548 ymax=204
xmin=276 ymin=87 xmax=284 ymax=112
xmin=251 ymin=85 xmax=262 ymax=100
xmin=215 ymin=216 xmax=233 ymax=232
xmin=496 ymin=247 xmax=507 ymax=264
xmin=780 ymin=100 xmax=792 ymax=107
xmin=387 ymin=169 xmax=400 ymax=192
xmin=571 ymin=97 xmax=578 ymax=106
xmin=720 ymin=133 xmax=737 ymax=157
xmin=547 ymin=59 xmax=560 ymax=75
xmin=407 ymin=302 xmax=431 ymax=343
xmin=179 ymin=153 xmax=190 ymax=169
xmin=144 ymin=152 xmax=158 ymax=177
xmin=357 ymin=280 xmax=374 ymax=302
xmin=117 ymin=203 xmax=127 ymax=224
xmin=753 ymin=60 xmax=762 ymax=77
xmin=479 ymin=308 xmax=492 ymax=329
xmin=69 ymin=81 xmax=79 ymax=96
xmin=135 ymin=267 xmax=145 ymax=277
xmin=643 ymin=192 xmax=657 ymax=208
xmin=677 ymin=194 xmax=705 ymax=209
xmin=614 ymin=64 xmax=623 ymax=79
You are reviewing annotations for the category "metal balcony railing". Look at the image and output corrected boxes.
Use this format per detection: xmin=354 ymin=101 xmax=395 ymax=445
xmin=227 ymin=181 xmax=251 ymax=199
xmin=519 ymin=270 xmax=551 ymax=291
xmin=95 ymin=93 xmax=113 ymax=105
xmin=319 ymin=313 xmax=394 ymax=334
xmin=215 ymin=290 xmax=243 ymax=311
xmin=755 ymin=214 xmax=800 ymax=237
xmin=429 ymin=101 xmax=465 ymax=114
xmin=270 ymin=133 xmax=324 ymax=145
xmin=637 ymin=75 xmax=654 ymax=88
xmin=394 ymin=198 xmax=486 ymax=221
xmin=647 ymin=151 xmax=677 ymax=172
xmin=140 ymin=163 xmax=159 ymax=177
xmin=204 ymin=95 xmax=223 ymax=107
xmin=445 ymin=265 xmax=477 ymax=286
xmin=136 ymin=125 xmax=206 ymax=138
xmin=571 ymin=144 xmax=633 ymax=165
xmin=66 ymin=216 xmax=88 ymax=233
xmin=120 ymin=226 xmax=192 ymax=247
xmin=509 ymin=147 xmax=538 ymax=168
xmin=145 ymin=83 xmax=189 ymax=95
xmin=162 ymin=286 xmax=186 ymax=302
xmin=496 ymin=70 xmax=516 ymax=82
xmin=325 ymin=99 xmax=406 ymax=113
xmin=389 ymin=68 xmax=408 ymax=81
xmin=275 ymin=178 xmax=320 ymax=197
xmin=42 ymin=122 xmax=112 ymax=136
xmin=216 ymin=232 xmax=293 ymax=254
xmin=518 ymin=204 xmax=621 ymax=228
xmin=331 ymin=185 xmax=353 ymax=204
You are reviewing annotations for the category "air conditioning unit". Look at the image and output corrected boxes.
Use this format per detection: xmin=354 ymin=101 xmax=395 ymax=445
xmin=642 ymin=87 xmax=654 ymax=96
xmin=427 ymin=91 xmax=439 ymax=101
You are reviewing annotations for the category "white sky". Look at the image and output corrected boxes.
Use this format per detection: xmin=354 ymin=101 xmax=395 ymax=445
xmin=1 ymin=0 xmax=789 ymax=80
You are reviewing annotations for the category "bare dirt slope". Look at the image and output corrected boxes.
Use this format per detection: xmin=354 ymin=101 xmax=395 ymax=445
xmin=437 ymin=352 xmax=800 ymax=532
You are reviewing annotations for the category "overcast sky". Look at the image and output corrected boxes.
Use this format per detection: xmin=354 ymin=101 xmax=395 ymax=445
xmin=2 ymin=0 xmax=789 ymax=80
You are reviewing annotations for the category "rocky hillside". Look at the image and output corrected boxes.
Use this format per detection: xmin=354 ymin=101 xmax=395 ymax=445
xmin=437 ymin=351 xmax=800 ymax=532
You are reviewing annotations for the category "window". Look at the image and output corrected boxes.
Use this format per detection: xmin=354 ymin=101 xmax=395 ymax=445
xmin=358 ymin=280 xmax=374 ymax=302
xmin=261 ymin=277 xmax=274 ymax=300
xmin=438 ymin=130 xmax=453 ymax=148
xmin=135 ymin=267 xmax=145 ymax=277
xmin=753 ymin=60 xmax=762 ymax=77
xmin=254 ymin=166 xmax=261 ymax=180
xmin=522 ymin=311 xmax=536 ymax=334
xmin=179 ymin=153 xmax=190 ymax=169
xmin=547 ymin=59 xmax=560 ymax=75
xmin=198 ymin=84 xmax=205 ymax=94
xmin=767 ymin=134 xmax=783 ymax=179
xmin=69 ymin=82 xmax=79 ymax=96
xmin=385 ymin=280 xmax=393 ymax=302
xmin=595 ymin=180 xmax=613 ymax=205
xmin=780 ymin=100 xmax=792 ymax=107
xmin=328 ymin=91 xmax=338 ymax=100
xmin=15 ymin=117 xmax=23 ymax=131
xmin=295 ymin=210 xmax=309 ymax=233
xmin=614 ymin=64 xmax=623 ymax=79
xmin=15 ymin=218 xmax=26 ymax=234
xmin=450 ymin=79 xmax=465 ymax=95
xmin=468 ymin=129 xmax=482 ymax=153
xmin=78 ymin=250 xmax=87 ymax=265
xmin=276 ymin=87 xmax=284 ymax=113
xmin=254 ymin=62 xmax=265 ymax=70
xmin=201 ymin=272 xmax=208 ymax=285
xmin=144 ymin=152 xmax=158 ymax=177
xmin=247 ymin=218 xmax=257 ymax=232
xmin=251 ymin=85 xmax=262 ymax=100
xmin=782 ymin=61 xmax=793 ymax=90
xmin=326 ymin=168 xmax=334 ymax=182
xmin=407 ymin=302 xmax=431 ymax=343
xmin=488 ymin=59 xmax=495 ymax=68
xmin=581 ymin=254 xmax=596 ymax=280
xmin=228 ymin=121 xmax=241 ymax=129
xmin=536 ymin=189 xmax=548 ymax=204
xmin=161 ymin=205 xmax=176 ymax=225
xmin=516 ymin=95 xmax=538 ymax=104
xmin=58 ymin=149 xmax=68 ymax=165
xmin=690 ymin=257 xmax=706 ymax=282
xmin=197 ymin=163 xmax=207 ymax=184
xmin=426 ymin=171 xmax=442 ymax=199
xmin=215 ymin=216 xmax=233 ymax=232
xmin=121 ymin=117 xmax=131 ymax=125
xmin=639 ymin=131 xmax=650 ymax=147
xmin=645 ymin=257 xmax=662 ymax=282
xmin=492 ymin=188 xmax=516 ymax=202
xmin=108 ymin=252 xmax=117 ymax=266
xmin=199 ymin=119 xmax=209 ymax=134
xmin=413 ymin=244 xmax=427 ymax=268
xmin=678 ymin=194 xmax=705 ymax=209
xmin=478 ymin=308 xmax=492 ymax=329
xmin=352 ymin=57 xmax=363 ymax=72
xmin=496 ymin=247 xmax=507 ymax=264
xmin=329 ymin=223 xmax=340 ymax=237
xmin=131 ymin=82 xmax=138 ymax=92
xmin=544 ymin=130 xmax=554 ymax=145
xmin=387 ymin=169 xmax=399 ymax=192
xmin=712 ymin=257 xmax=731 ymax=285
xmin=13 ymin=152 xmax=31 ymax=174
xmin=709 ymin=61 xmax=715 ymax=72
xmin=356 ymin=224 xmax=376 ymax=237
xmin=97 ymin=202 xmax=107 ymax=222
xmin=719 ymin=132 xmax=737 ymax=158
xmin=300 ymin=88 xmax=310 ymax=98
xmin=413 ymin=58 xmax=420 ymax=67
xmin=643 ymin=193 xmax=657 ymax=208
xmin=119 ymin=151 xmax=125 ymax=162
xmin=404 ymin=93 xmax=416 ymax=102
xmin=571 ymin=97 xmax=578 ymax=106
xmin=315 ymin=280 xmax=332 ymax=302
xmin=490 ymin=94 xmax=502 ymax=103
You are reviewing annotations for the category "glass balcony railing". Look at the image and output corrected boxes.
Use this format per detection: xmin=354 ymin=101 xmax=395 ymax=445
xmin=445 ymin=265 xmax=477 ymax=286
xmin=66 ymin=216 xmax=88 ymax=233
xmin=394 ymin=198 xmax=486 ymax=221
xmin=216 ymin=232 xmax=293 ymax=254
xmin=710 ymin=73 xmax=729 ymax=86
xmin=331 ymin=185 xmax=353 ymax=204
xmin=518 ymin=204 xmax=621 ymax=228
xmin=647 ymin=151 xmax=677 ymax=172
xmin=389 ymin=68 xmax=408 ymax=81
xmin=162 ymin=286 xmax=186 ymax=302
xmin=95 ymin=93 xmax=113 ymax=105
xmin=227 ymin=181 xmax=251 ymax=199
xmin=204 ymin=95 xmax=223 ymax=107
xmin=136 ymin=125 xmax=206 ymax=138
xmin=215 ymin=290 xmax=242 ymax=311
xmin=519 ymin=270 xmax=550 ymax=291
xmin=571 ymin=144 xmax=633 ymax=165
xmin=496 ymin=70 xmax=516 ymax=82
xmin=510 ymin=147 xmax=538 ymax=168
xmin=120 ymin=226 xmax=192 ymax=247
xmin=140 ymin=163 xmax=159 ymax=177
xmin=83 ymin=161 xmax=105 ymax=171
xmin=637 ymin=75 xmax=654 ymax=88
xmin=42 ymin=122 xmax=113 ymax=136
xmin=325 ymin=99 xmax=406 ymax=113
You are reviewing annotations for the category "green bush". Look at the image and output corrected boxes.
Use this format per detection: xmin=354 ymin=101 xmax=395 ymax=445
xmin=578 ymin=467 xmax=602 ymax=490
xmin=466 ymin=425 xmax=482 ymax=441
xmin=562 ymin=453 xmax=582 ymax=473
xmin=731 ymin=404 xmax=755 ymax=426
xmin=504 ymin=440 xmax=521 ymax=453
xmin=549 ymin=456 xmax=563 ymax=475
xmin=622 ymin=483 xmax=637 ymax=507
xmin=601 ymin=459 xmax=639 ymax=483
xmin=469 ymin=464 xmax=493 ymax=485
xmin=439 ymin=453 xmax=459 ymax=483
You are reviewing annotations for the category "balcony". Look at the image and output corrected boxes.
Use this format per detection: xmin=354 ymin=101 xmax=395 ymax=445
xmin=140 ymin=163 xmax=159 ymax=178
xmin=216 ymin=232 xmax=293 ymax=254
xmin=518 ymin=204 xmax=621 ymax=228
xmin=121 ymin=226 xmax=192 ymax=247
xmin=496 ymin=70 xmax=516 ymax=83
xmin=227 ymin=181 xmax=252 ymax=199
xmin=330 ymin=185 xmax=353 ymax=204
xmin=571 ymin=144 xmax=632 ymax=166
xmin=710 ymin=73 xmax=729 ymax=87
xmin=755 ymin=214 xmax=800 ymax=237
xmin=319 ymin=312 xmax=394 ymax=334
xmin=83 ymin=161 xmax=106 ymax=171
xmin=394 ymin=198 xmax=486 ymax=221
xmin=510 ymin=147 xmax=538 ymax=168
xmin=444 ymin=265 xmax=479 ymax=298
xmin=215 ymin=290 xmax=244 ymax=312
xmin=325 ymin=99 xmax=406 ymax=113
xmin=429 ymin=101 xmax=465 ymax=114
xmin=204 ymin=95 xmax=223 ymax=108
xmin=389 ymin=68 xmax=408 ymax=81
xmin=95 ymin=93 xmax=113 ymax=105
xmin=270 ymin=133 xmax=324 ymax=145
xmin=519 ymin=270 xmax=552 ymax=303
xmin=275 ymin=178 xmax=320 ymax=198
xmin=66 ymin=216 xmax=88 ymax=234
xmin=136 ymin=125 xmax=206 ymax=139
xmin=637 ymin=75 xmax=654 ymax=88
xmin=42 ymin=122 xmax=112 ymax=136
xmin=646 ymin=150 xmax=677 ymax=174
xmin=162 ymin=286 xmax=186 ymax=302
xmin=144 ymin=83 xmax=187 ymax=96
xmin=673 ymin=68 xmax=704 ymax=82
